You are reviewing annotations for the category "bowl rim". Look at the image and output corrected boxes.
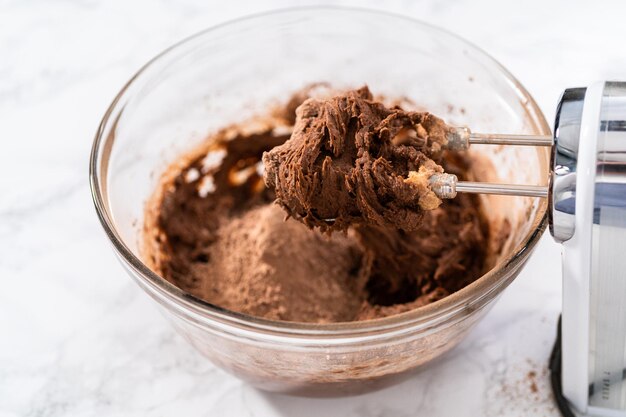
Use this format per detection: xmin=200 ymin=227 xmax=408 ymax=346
xmin=89 ymin=5 xmax=550 ymax=337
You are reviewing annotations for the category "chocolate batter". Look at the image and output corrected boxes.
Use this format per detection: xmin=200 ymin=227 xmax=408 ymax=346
xmin=263 ymin=87 xmax=451 ymax=233
xmin=143 ymin=86 xmax=489 ymax=323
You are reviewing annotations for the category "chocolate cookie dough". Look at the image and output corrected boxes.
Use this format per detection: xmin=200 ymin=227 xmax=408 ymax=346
xmin=263 ymin=87 xmax=451 ymax=232
xmin=143 ymin=86 xmax=489 ymax=323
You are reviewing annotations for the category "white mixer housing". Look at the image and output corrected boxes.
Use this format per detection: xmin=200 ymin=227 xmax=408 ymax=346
xmin=551 ymin=81 xmax=626 ymax=416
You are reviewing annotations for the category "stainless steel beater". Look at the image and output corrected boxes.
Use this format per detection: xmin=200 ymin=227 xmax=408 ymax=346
xmin=429 ymin=126 xmax=552 ymax=199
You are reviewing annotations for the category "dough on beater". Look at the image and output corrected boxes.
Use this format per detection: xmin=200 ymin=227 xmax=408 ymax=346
xmin=262 ymin=86 xmax=451 ymax=232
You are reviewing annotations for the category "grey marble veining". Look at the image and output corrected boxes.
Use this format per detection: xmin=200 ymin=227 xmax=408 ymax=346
xmin=1 ymin=0 xmax=624 ymax=415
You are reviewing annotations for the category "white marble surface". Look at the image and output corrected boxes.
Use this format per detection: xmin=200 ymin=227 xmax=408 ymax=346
xmin=1 ymin=0 xmax=625 ymax=415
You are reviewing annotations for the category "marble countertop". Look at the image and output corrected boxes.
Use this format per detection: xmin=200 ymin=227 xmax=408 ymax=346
xmin=2 ymin=0 xmax=625 ymax=416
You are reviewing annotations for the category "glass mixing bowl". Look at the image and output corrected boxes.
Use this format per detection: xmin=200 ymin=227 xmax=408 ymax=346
xmin=90 ymin=7 xmax=550 ymax=396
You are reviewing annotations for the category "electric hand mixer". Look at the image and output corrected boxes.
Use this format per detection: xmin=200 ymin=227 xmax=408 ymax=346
xmin=432 ymin=81 xmax=626 ymax=417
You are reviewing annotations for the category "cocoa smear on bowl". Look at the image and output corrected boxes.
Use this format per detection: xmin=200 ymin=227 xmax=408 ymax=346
xmin=142 ymin=86 xmax=495 ymax=324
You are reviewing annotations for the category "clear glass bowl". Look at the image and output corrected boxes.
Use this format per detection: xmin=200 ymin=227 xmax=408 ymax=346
xmin=90 ymin=7 xmax=550 ymax=396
